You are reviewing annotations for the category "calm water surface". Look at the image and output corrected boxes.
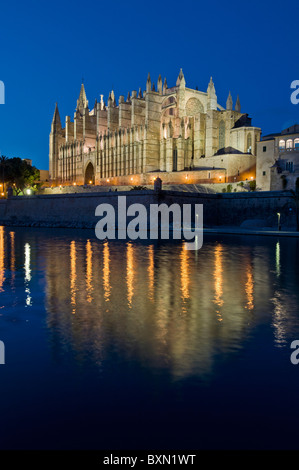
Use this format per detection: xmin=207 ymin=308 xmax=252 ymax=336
xmin=0 ymin=226 xmax=299 ymax=449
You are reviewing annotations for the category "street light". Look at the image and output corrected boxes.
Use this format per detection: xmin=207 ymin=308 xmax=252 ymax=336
xmin=277 ymin=212 xmax=281 ymax=231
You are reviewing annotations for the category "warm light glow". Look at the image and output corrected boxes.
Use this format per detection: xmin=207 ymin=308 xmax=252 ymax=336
xmin=219 ymin=177 xmax=222 ymax=181
xmin=107 ymin=179 xmax=110 ymax=183
xmin=180 ymin=248 xmax=190 ymax=305
xmin=245 ymin=264 xmax=254 ymax=310
xmin=103 ymin=242 xmax=111 ymax=302
xmin=0 ymin=226 xmax=5 ymax=292
xmin=70 ymin=240 xmax=77 ymax=314
xmin=148 ymin=245 xmax=154 ymax=301
xmin=73 ymin=182 xmax=76 ymax=186
xmin=1 ymin=193 xmax=4 ymax=196
xmin=250 ymin=176 xmax=253 ymax=180
xmin=126 ymin=243 xmax=134 ymax=308
xmin=89 ymin=180 xmax=92 ymax=184
xmin=86 ymin=239 xmax=93 ymax=303
xmin=131 ymin=177 xmax=133 ymax=181
xmin=214 ymin=244 xmax=224 ymax=319
xmin=26 ymin=189 xmax=31 ymax=195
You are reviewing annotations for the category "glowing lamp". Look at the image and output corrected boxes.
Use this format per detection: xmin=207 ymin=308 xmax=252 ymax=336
xmin=107 ymin=179 xmax=110 ymax=183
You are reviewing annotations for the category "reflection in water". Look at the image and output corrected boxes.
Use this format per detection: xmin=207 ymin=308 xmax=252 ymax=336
xmin=126 ymin=243 xmax=134 ymax=308
xmin=86 ymin=240 xmax=93 ymax=303
xmin=1 ymin=226 xmax=299 ymax=378
xmin=103 ymin=241 xmax=111 ymax=302
xmin=10 ymin=231 xmax=15 ymax=289
xmin=0 ymin=226 xmax=5 ymax=292
xmin=148 ymin=245 xmax=154 ymax=301
xmin=214 ymin=244 xmax=223 ymax=321
xmin=245 ymin=263 xmax=254 ymax=311
xmin=276 ymin=242 xmax=280 ymax=277
xmin=24 ymin=242 xmax=32 ymax=306
xmin=70 ymin=241 xmax=77 ymax=314
xmin=180 ymin=247 xmax=190 ymax=313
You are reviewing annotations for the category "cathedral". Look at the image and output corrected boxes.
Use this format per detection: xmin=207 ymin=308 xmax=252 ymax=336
xmin=49 ymin=69 xmax=261 ymax=186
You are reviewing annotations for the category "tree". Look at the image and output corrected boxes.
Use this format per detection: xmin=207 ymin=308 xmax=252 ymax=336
xmin=289 ymin=177 xmax=299 ymax=231
xmin=0 ymin=156 xmax=40 ymax=195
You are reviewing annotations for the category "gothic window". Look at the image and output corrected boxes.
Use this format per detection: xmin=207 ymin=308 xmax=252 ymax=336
xmin=247 ymin=133 xmax=252 ymax=153
xmin=185 ymin=98 xmax=204 ymax=116
xmin=219 ymin=121 xmax=225 ymax=150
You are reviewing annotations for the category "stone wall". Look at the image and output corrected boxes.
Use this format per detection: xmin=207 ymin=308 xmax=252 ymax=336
xmin=0 ymin=190 xmax=297 ymax=229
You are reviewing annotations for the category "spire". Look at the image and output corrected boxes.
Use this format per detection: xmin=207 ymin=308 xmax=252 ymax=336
xmin=146 ymin=73 xmax=151 ymax=93
xmin=235 ymin=95 xmax=241 ymax=113
xmin=77 ymin=83 xmax=88 ymax=111
xmin=176 ymin=68 xmax=185 ymax=87
xmin=126 ymin=91 xmax=131 ymax=103
xmin=226 ymin=91 xmax=233 ymax=111
xmin=207 ymin=77 xmax=217 ymax=110
xmin=51 ymin=103 xmax=61 ymax=131
xmin=157 ymin=74 xmax=162 ymax=94
xmin=138 ymin=87 xmax=143 ymax=99
xmin=163 ymin=77 xmax=168 ymax=94
xmin=111 ymin=90 xmax=116 ymax=106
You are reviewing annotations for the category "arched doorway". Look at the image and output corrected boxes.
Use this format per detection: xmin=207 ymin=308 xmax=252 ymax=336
xmin=84 ymin=162 xmax=95 ymax=185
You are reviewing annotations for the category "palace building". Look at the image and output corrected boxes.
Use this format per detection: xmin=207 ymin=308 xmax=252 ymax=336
xmin=49 ymin=70 xmax=261 ymax=186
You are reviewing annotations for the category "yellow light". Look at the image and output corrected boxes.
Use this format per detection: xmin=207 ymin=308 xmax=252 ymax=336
xmin=107 ymin=179 xmax=110 ymax=183
xmin=1 ymin=193 xmax=4 ymax=196
xmin=153 ymin=177 xmax=156 ymax=181
xmin=59 ymin=185 xmax=62 ymax=188
xmin=251 ymin=176 xmax=253 ymax=180
xmin=131 ymin=177 xmax=133 ymax=181
xmin=89 ymin=180 xmax=92 ymax=184
xmin=73 ymin=182 xmax=76 ymax=186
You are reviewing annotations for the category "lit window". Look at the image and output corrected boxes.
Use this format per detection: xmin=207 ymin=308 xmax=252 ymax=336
xmin=294 ymin=138 xmax=299 ymax=149
xmin=279 ymin=140 xmax=285 ymax=150
xmin=286 ymin=139 xmax=293 ymax=150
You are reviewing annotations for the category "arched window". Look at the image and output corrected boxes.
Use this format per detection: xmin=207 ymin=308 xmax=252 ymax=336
xmin=247 ymin=133 xmax=252 ymax=153
xmin=279 ymin=139 xmax=285 ymax=150
xmin=219 ymin=121 xmax=225 ymax=150
xmin=286 ymin=139 xmax=293 ymax=150
xmin=294 ymin=138 xmax=299 ymax=149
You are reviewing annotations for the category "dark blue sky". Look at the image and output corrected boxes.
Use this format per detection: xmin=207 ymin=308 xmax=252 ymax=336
xmin=0 ymin=0 xmax=298 ymax=170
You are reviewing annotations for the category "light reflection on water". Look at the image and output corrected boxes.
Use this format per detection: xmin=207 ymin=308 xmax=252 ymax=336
xmin=0 ymin=227 xmax=299 ymax=379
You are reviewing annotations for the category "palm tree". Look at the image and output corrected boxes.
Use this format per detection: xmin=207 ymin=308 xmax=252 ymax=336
xmin=0 ymin=155 xmax=8 ymax=194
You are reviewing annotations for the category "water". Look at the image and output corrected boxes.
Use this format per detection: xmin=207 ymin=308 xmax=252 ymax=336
xmin=0 ymin=225 xmax=299 ymax=449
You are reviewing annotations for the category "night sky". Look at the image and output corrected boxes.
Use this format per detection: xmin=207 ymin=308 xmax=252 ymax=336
xmin=0 ymin=0 xmax=298 ymax=170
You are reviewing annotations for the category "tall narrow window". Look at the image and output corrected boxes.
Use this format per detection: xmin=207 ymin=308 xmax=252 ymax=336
xmin=247 ymin=133 xmax=252 ymax=153
xmin=286 ymin=139 xmax=293 ymax=150
xmin=294 ymin=138 xmax=299 ymax=149
xmin=173 ymin=149 xmax=177 ymax=171
xmin=279 ymin=140 xmax=286 ymax=150
xmin=219 ymin=121 xmax=225 ymax=150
